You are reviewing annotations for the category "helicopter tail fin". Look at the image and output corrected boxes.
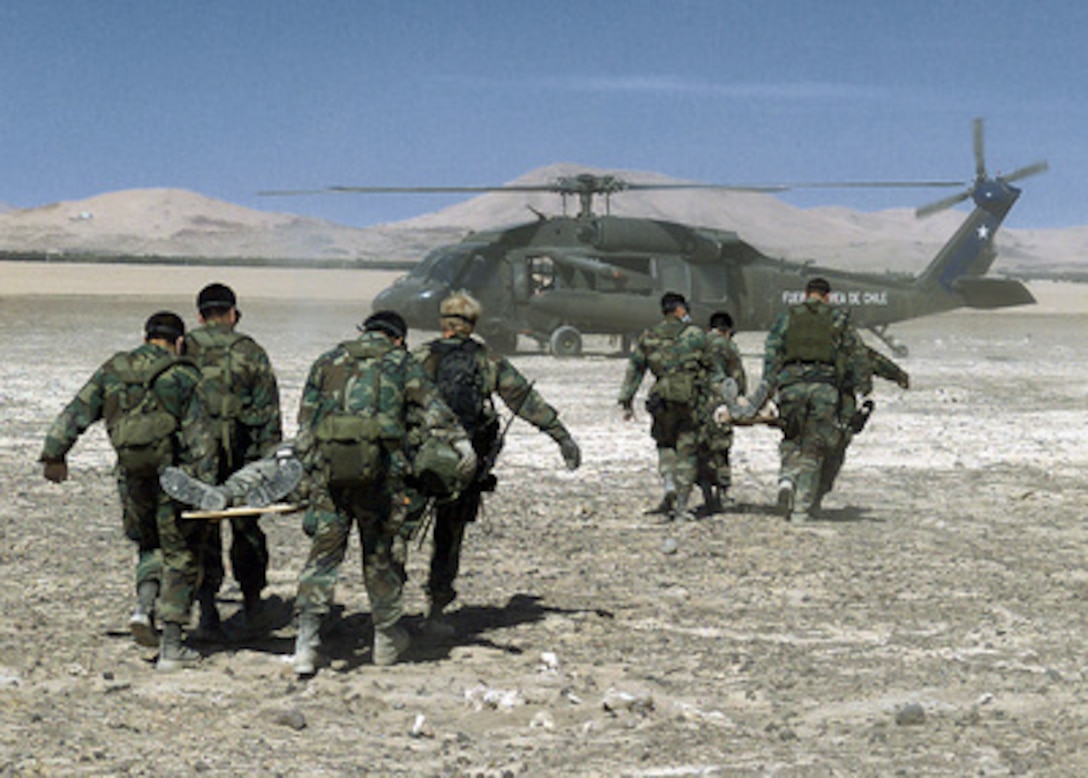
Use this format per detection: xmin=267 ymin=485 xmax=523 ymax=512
xmin=913 ymin=187 xmax=1034 ymax=309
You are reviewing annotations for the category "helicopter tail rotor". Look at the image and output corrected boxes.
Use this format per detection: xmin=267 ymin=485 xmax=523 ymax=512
xmin=916 ymin=118 xmax=1048 ymax=218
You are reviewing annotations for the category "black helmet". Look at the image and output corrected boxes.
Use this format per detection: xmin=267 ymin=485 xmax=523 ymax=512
xmin=145 ymin=311 xmax=185 ymax=341
xmin=197 ymin=282 xmax=237 ymax=314
xmin=362 ymin=310 xmax=408 ymax=340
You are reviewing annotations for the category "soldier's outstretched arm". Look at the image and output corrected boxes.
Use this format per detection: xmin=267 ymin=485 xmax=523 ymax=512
xmin=867 ymin=346 xmax=910 ymax=389
xmin=617 ymin=342 xmax=648 ymax=420
xmin=494 ymin=357 xmax=580 ymax=470
xmin=39 ymin=367 xmax=108 ymax=480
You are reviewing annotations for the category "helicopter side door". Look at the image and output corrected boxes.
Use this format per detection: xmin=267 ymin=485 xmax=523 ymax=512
xmin=653 ymin=256 xmax=693 ymax=299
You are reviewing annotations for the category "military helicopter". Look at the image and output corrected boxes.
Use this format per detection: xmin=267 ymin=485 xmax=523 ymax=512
xmin=268 ymin=120 xmax=1046 ymax=357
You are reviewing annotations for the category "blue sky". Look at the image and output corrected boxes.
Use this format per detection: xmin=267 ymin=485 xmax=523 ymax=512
xmin=2 ymin=1 xmax=1084 ymax=229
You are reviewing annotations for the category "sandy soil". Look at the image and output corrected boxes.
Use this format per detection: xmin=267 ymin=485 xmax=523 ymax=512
xmin=2 ymin=283 xmax=1088 ymax=776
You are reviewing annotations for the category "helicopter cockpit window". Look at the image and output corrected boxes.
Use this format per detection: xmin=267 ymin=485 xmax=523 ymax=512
xmin=528 ymin=256 xmax=556 ymax=295
xmin=413 ymin=246 xmax=477 ymax=285
xmin=459 ymin=254 xmax=492 ymax=288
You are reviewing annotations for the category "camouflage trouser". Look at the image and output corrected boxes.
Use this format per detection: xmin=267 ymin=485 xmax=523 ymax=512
xmin=776 ymin=381 xmax=842 ymax=515
xmin=651 ymin=402 xmax=698 ymax=508
xmin=199 ymin=458 xmax=271 ymax=602
xmin=816 ymin=393 xmax=856 ymax=504
xmin=295 ymin=482 xmax=406 ymax=632
xmin=156 ymin=498 xmax=214 ymax=626
xmin=199 ymin=516 xmax=269 ymax=601
xmin=696 ymin=424 xmax=735 ymax=492
xmin=426 ymin=487 xmax=482 ymax=607
xmin=116 ymin=471 xmax=166 ymax=593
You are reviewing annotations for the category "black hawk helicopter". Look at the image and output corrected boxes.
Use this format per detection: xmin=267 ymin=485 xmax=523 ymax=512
xmin=268 ymin=120 xmax=1046 ymax=356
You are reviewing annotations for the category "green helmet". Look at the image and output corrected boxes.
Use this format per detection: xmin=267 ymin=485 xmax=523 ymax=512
xmin=412 ymin=437 xmax=472 ymax=499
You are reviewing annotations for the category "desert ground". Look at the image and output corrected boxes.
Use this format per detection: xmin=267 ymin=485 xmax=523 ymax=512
xmin=2 ymin=266 xmax=1088 ymax=776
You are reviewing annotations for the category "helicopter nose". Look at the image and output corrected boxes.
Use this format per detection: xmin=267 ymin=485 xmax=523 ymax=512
xmin=371 ymin=281 xmax=446 ymax=326
xmin=371 ymin=285 xmax=399 ymax=311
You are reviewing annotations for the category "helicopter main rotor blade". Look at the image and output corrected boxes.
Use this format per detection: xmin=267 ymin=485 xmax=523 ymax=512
xmin=326 ymin=184 xmax=555 ymax=194
xmin=915 ymin=189 xmax=972 ymax=219
xmin=265 ymin=178 xmax=967 ymax=198
xmin=258 ymin=188 xmax=343 ymax=196
xmin=1000 ymin=160 xmax=1049 ymax=183
xmin=974 ymin=117 xmax=987 ymax=179
xmin=622 ymin=180 xmax=964 ymax=193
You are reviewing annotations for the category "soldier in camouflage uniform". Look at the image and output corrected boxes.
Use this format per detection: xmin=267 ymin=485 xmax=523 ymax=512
xmin=39 ymin=312 xmax=217 ymax=671
xmin=813 ymin=345 xmax=909 ymax=512
xmin=291 ymin=311 xmax=473 ymax=674
xmin=414 ymin=291 xmax=581 ymax=634
xmin=185 ymin=283 xmax=282 ymax=634
xmin=761 ymin=277 xmax=868 ymax=523
xmin=619 ymin=292 xmax=714 ymax=521
xmin=695 ymin=311 xmax=747 ymax=516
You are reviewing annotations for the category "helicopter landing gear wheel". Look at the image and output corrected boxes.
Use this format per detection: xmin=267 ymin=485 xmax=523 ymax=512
xmin=549 ymin=325 xmax=583 ymax=358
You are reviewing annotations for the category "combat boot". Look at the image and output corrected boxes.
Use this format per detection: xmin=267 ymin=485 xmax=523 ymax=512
xmin=293 ymin=613 xmax=322 ymax=677
xmin=156 ymin=622 xmax=200 ymax=672
xmin=159 ymin=467 xmax=228 ymax=512
xmin=647 ymin=489 xmax=677 ymax=518
xmin=129 ymin=580 xmax=159 ymax=647
xmin=696 ymin=483 xmax=723 ymax=517
xmin=193 ymin=588 xmax=224 ymax=642
xmin=423 ymin=595 xmax=457 ymax=640
xmin=242 ymin=458 xmax=304 ymax=508
xmin=373 ymin=624 xmax=411 ymax=666
xmin=666 ymin=486 xmax=694 ymax=522
xmin=776 ymin=478 xmax=795 ymax=519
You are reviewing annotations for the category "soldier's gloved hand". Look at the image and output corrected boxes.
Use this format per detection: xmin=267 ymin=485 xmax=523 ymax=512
xmin=43 ymin=459 xmax=68 ymax=484
xmin=619 ymin=399 xmax=634 ymax=422
xmin=301 ymin=508 xmax=319 ymax=538
xmin=713 ymin=404 xmax=732 ymax=426
xmin=557 ymin=435 xmax=581 ymax=470
xmin=453 ymin=439 xmax=477 ymax=480
xmin=898 ymin=373 xmax=910 ymax=390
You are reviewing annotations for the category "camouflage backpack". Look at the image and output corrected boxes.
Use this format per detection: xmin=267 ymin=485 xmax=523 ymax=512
xmin=186 ymin=328 xmax=250 ymax=468
xmin=649 ymin=322 xmax=700 ymax=404
xmin=103 ymin=352 xmax=185 ymax=476
xmin=314 ymin=338 xmax=405 ymax=488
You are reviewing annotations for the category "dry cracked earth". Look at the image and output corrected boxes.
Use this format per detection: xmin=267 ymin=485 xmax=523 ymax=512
xmin=2 ymin=293 xmax=1087 ymax=776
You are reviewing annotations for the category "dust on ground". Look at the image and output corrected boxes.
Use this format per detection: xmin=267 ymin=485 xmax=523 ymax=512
xmin=2 ymin=293 xmax=1087 ymax=776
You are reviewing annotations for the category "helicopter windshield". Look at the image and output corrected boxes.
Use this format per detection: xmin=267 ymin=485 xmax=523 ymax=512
xmin=409 ymin=245 xmax=482 ymax=286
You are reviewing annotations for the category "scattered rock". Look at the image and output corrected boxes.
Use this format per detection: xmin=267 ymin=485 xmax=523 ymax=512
xmin=409 ymin=713 xmax=434 ymax=738
xmin=602 ymin=689 xmax=655 ymax=716
xmin=529 ymin=711 xmax=555 ymax=730
xmin=268 ymin=707 xmax=307 ymax=731
xmin=662 ymin=537 xmax=679 ymax=555
xmin=895 ymin=703 xmax=926 ymax=726
xmin=538 ymin=652 xmax=559 ymax=672
xmin=465 ymin=685 xmax=525 ymax=712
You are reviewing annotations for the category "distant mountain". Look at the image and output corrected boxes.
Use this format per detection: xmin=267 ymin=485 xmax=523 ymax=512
xmin=0 ymin=188 xmax=451 ymax=264
xmin=0 ymin=167 xmax=1084 ymax=276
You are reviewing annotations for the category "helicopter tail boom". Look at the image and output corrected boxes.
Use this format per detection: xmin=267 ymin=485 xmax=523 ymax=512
xmin=950 ymin=276 xmax=1035 ymax=309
